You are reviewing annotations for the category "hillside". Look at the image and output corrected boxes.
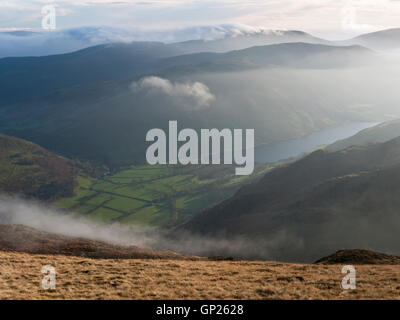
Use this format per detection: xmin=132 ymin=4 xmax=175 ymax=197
xmin=315 ymin=249 xmax=400 ymax=265
xmin=0 ymin=250 xmax=399 ymax=299
xmin=175 ymin=136 xmax=400 ymax=262
xmin=0 ymin=224 xmax=397 ymax=299
xmin=0 ymin=134 xmax=76 ymax=200
xmin=328 ymin=119 xmax=400 ymax=151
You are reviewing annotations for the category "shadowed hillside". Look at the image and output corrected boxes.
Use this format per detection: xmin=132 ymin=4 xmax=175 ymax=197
xmin=315 ymin=249 xmax=400 ymax=265
xmin=175 ymin=136 xmax=400 ymax=262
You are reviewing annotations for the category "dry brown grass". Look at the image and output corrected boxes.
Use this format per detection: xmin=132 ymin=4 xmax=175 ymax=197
xmin=0 ymin=251 xmax=399 ymax=300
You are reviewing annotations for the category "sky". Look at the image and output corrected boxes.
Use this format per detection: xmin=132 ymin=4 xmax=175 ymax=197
xmin=1 ymin=0 xmax=400 ymax=40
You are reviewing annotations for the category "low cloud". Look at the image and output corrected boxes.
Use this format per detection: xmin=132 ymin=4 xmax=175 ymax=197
xmin=0 ymin=194 xmax=155 ymax=248
xmin=131 ymin=76 xmax=215 ymax=109
xmin=0 ymin=194 xmax=292 ymax=261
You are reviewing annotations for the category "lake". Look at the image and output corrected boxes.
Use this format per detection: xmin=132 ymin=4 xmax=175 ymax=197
xmin=255 ymin=122 xmax=379 ymax=163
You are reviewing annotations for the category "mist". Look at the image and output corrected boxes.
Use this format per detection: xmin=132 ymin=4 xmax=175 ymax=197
xmin=0 ymin=194 xmax=303 ymax=261
xmin=0 ymin=194 xmax=155 ymax=248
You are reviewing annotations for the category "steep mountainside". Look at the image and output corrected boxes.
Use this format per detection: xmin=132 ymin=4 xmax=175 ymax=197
xmin=0 ymin=134 xmax=76 ymax=200
xmin=176 ymin=137 xmax=400 ymax=262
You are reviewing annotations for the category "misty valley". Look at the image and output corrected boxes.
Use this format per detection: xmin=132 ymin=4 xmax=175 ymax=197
xmin=2 ymin=25 xmax=400 ymax=268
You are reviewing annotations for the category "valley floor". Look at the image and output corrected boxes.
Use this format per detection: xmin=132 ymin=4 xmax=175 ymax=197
xmin=0 ymin=251 xmax=399 ymax=299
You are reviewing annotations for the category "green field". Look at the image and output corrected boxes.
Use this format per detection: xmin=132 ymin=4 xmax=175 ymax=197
xmin=55 ymin=163 xmax=277 ymax=227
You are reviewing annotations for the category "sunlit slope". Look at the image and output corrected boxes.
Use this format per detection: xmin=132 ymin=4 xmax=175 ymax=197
xmin=0 ymin=134 xmax=76 ymax=200
xmin=1 ymin=250 xmax=399 ymax=299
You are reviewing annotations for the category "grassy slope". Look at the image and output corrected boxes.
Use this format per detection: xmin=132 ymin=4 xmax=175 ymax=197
xmin=0 ymin=134 xmax=76 ymax=200
xmin=1 ymin=250 xmax=399 ymax=299
xmin=55 ymin=163 xmax=275 ymax=227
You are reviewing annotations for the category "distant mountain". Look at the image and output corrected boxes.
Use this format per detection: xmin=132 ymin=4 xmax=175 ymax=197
xmin=345 ymin=28 xmax=400 ymax=50
xmin=176 ymin=136 xmax=400 ymax=262
xmin=0 ymin=134 xmax=76 ymax=200
xmin=4 ymin=25 xmax=400 ymax=59
xmin=328 ymin=119 xmax=400 ymax=151
xmin=172 ymin=30 xmax=330 ymax=54
xmin=0 ymin=42 xmax=376 ymax=166
xmin=0 ymin=42 xmax=372 ymax=106
xmin=160 ymin=42 xmax=374 ymax=74
xmin=0 ymin=26 xmax=329 ymax=58
xmin=0 ymin=26 xmax=145 ymax=58
xmin=0 ymin=42 xmax=183 ymax=106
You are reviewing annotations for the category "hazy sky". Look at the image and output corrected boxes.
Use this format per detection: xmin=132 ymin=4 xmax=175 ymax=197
xmin=1 ymin=0 xmax=400 ymax=40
